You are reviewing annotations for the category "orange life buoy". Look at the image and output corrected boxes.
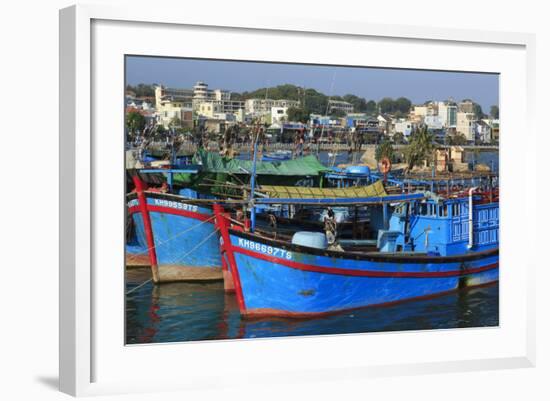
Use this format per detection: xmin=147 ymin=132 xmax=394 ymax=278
xmin=379 ymin=157 xmax=391 ymax=174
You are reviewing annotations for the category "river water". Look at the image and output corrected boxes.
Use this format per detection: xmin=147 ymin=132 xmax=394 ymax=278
xmin=126 ymin=268 xmax=498 ymax=344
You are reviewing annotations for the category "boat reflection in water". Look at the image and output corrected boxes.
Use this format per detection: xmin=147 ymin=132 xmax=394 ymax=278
xmin=126 ymin=268 xmax=498 ymax=344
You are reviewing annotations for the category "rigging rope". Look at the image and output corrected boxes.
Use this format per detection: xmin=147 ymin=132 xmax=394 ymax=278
xmin=126 ymin=214 xmax=216 ymax=261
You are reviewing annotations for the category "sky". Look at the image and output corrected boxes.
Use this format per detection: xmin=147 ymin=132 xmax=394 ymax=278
xmin=126 ymin=56 xmax=499 ymax=112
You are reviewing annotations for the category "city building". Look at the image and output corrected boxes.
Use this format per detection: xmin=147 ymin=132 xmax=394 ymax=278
xmin=125 ymin=106 xmax=156 ymax=126
xmin=154 ymin=85 xmax=194 ymax=109
xmin=327 ymin=99 xmax=354 ymax=115
xmin=157 ymin=101 xmax=193 ymax=129
xmin=482 ymin=119 xmax=499 ymax=142
xmin=197 ymin=102 xmax=222 ymax=118
xmin=156 ymin=82 xmax=245 ymax=120
xmin=456 ymin=112 xmax=476 ymax=141
xmin=393 ymin=120 xmax=415 ymax=138
xmin=244 ymin=98 xmax=300 ymax=115
xmin=476 ymin=120 xmax=492 ymax=143
xmin=345 ymin=113 xmax=368 ymax=128
xmin=192 ymin=81 xmax=245 ymax=114
xmin=458 ymin=99 xmax=475 ymax=114
xmin=377 ymin=114 xmax=393 ymax=135
xmin=438 ymin=101 xmax=458 ymax=127
xmin=271 ymin=106 xmax=288 ymax=124
xmin=424 ymin=115 xmax=445 ymax=130
xmin=412 ymin=102 xmax=438 ymax=118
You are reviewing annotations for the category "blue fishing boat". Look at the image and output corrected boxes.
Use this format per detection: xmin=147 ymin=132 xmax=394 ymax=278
xmin=214 ymin=188 xmax=499 ymax=318
xmin=127 ymin=176 xmax=223 ymax=283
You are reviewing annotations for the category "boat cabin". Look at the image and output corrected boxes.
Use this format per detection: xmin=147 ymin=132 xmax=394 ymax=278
xmin=379 ymin=195 xmax=499 ymax=256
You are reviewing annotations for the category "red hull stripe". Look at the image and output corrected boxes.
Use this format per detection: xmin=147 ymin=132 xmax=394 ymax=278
xmin=128 ymin=205 xmax=212 ymax=222
xmin=231 ymin=246 xmax=498 ymax=278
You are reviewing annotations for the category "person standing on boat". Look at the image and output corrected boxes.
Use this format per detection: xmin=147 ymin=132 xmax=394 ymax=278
xmin=324 ymin=207 xmax=337 ymax=245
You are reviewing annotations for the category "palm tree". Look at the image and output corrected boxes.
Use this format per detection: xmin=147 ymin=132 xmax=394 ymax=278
xmin=392 ymin=132 xmax=405 ymax=145
xmin=404 ymin=126 xmax=435 ymax=170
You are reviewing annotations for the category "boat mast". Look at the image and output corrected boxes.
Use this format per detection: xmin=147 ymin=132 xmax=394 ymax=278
xmin=249 ymin=121 xmax=260 ymax=232
xmin=317 ymin=72 xmax=336 ymax=158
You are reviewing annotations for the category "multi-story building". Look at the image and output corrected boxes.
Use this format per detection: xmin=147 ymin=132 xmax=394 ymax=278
xmin=192 ymin=81 xmax=244 ymax=114
xmin=412 ymin=102 xmax=438 ymax=118
xmin=424 ymin=115 xmax=445 ymax=130
xmin=438 ymin=101 xmax=458 ymax=127
xmin=456 ymin=112 xmax=476 ymax=141
xmin=377 ymin=114 xmax=393 ymax=135
xmin=245 ymin=98 xmax=300 ymax=115
xmin=458 ymin=99 xmax=475 ymax=114
xmin=157 ymin=101 xmax=193 ymax=129
xmin=393 ymin=120 xmax=415 ymax=138
xmin=271 ymin=106 xmax=288 ymax=124
xmin=327 ymin=99 xmax=354 ymax=115
xmin=476 ymin=120 xmax=492 ymax=143
xmin=482 ymin=119 xmax=499 ymax=142
xmin=197 ymin=102 xmax=222 ymax=118
xmin=156 ymin=82 xmax=245 ymax=120
xmin=154 ymin=86 xmax=194 ymax=109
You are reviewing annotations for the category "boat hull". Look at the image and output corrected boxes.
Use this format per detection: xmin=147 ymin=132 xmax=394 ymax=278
xmin=223 ymin=230 xmax=498 ymax=318
xmin=128 ymin=193 xmax=223 ymax=282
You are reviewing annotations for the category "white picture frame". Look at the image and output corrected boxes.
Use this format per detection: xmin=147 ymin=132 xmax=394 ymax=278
xmin=59 ymin=4 xmax=536 ymax=397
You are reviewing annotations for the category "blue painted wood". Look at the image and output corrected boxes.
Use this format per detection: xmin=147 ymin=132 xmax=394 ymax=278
xmin=129 ymin=195 xmax=222 ymax=271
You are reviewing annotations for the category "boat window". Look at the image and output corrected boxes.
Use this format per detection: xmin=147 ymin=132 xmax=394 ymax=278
xmin=420 ymin=203 xmax=428 ymax=215
xmin=438 ymin=205 xmax=448 ymax=217
xmin=452 ymin=204 xmax=459 ymax=217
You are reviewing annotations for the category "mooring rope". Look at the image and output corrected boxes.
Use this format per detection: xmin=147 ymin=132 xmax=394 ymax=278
xmin=170 ymin=227 xmax=220 ymax=263
xmin=126 ymin=278 xmax=152 ymax=295
xmin=126 ymin=215 xmax=216 ymax=262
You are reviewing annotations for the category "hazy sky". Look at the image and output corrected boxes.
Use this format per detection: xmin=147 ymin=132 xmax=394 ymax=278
xmin=126 ymin=56 xmax=499 ymax=112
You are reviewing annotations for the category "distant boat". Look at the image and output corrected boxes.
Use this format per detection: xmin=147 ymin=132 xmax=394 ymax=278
xmin=262 ymin=150 xmax=292 ymax=161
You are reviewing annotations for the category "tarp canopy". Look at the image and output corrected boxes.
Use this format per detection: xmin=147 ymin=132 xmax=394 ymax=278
xmin=191 ymin=149 xmax=329 ymax=176
xmin=259 ymin=180 xmax=387 ymax=199
xmin=254 ymin=192 xmax=425 ymax=206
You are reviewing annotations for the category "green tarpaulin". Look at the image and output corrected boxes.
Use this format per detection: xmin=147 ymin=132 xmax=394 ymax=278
xmin=169 ymin=150 xmax=331 ymax=196
xmin=190 ymin=150 xmax=330 ymax=176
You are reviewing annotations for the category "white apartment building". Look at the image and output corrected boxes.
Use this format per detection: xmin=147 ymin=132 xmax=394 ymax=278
xmin=424 ymin=115 xmax=445 ymax=129
xmin=271 ymin=106 xmax=288 ymax=124
xmin=456 ymin=112 xmax=476 ymax=141
xmin=393 ymin=120 xmax=415 ymax=137
xmin=438 ymin=101 xmax=458 ymax=127
xmin=157 ymin=101 xmax=193 ymax=128
xmin=245 ymin=98 xmax=300 ymax=114
xmin=156 ymin=82 xmax=244 ymax=117
xmin=155 ymin=85 xmax=194 ymax=109
xmin=476 ymin=120 xmax=492 ymax=143
xmin=198 ymin=102 xmax=222 ymax=118
xmin=327 ymin=99 xmax=354 ymax=115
